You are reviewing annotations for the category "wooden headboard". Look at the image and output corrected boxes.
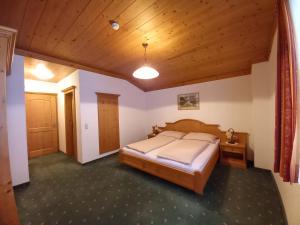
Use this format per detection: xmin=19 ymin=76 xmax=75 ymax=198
xmin=158 ymin=119 xmax=225 ymax=140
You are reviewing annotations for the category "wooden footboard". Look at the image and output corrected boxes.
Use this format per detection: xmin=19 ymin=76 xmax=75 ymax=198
xmin=119 ymin=149 xmax=219 ymax=194
xmin=194 ymin=149 xmax=219 ymax=194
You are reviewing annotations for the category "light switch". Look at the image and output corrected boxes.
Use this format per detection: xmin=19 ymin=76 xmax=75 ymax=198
xmin=85 ymin=123 xmax=88 ymax=129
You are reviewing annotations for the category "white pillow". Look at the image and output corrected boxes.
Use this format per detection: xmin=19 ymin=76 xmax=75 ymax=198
xmin=182 ymin=132 xmax=217 ymax=143
xmin=158 ymin=130 xmax=186 ymax=139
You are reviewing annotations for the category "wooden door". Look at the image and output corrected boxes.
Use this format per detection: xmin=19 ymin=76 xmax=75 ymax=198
xmin=25 ymin=93 xmax=58 ymax=158
xmin=97 ymin=93 xmax=120 ymax=154
xmin=0 ymin=26 xmax=20 ymax=225
xmin=64 ymin=88 xmax=77 ymax=159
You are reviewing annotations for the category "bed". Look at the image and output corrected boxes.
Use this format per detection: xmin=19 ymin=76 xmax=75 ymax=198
xmin=119 ymin=119 xmax=226 ymax=194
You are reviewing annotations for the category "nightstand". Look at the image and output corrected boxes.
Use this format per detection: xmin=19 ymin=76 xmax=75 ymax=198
xmin=220 ymin=133 xmax=247 ymax=169
xmin=147 ymin=133 xmax=156 ymax=139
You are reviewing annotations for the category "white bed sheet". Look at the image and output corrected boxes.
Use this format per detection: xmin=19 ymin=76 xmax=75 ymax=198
xmin=122 ymin=139 xmax=220 ymax=173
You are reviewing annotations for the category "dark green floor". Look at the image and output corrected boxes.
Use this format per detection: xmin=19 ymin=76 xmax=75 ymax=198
xmin=14 ymin=152 xmax=286 ymax=225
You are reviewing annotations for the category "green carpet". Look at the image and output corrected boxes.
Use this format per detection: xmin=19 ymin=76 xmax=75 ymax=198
xmin=14 ymin=152 xmax=286 ymax=225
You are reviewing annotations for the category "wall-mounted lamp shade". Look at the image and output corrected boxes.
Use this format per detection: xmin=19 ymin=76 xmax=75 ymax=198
xmin=132 ymin=66 xmax=159 ymax=79
xmin=32 ymin=64 xmax=54 ymax=80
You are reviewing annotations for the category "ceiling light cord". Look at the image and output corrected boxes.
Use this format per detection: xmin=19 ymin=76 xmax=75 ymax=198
xmin=132 ymin=42 xmax=159 ymax=79
xmin=143 ymin=43 xmax=148 ymax=64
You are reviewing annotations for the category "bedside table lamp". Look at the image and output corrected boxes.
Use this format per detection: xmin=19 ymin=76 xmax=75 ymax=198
xmin=226 ymin=128 xmax=236 ymax=144
xmin=152 ymin=125 xmax=161 ymax=135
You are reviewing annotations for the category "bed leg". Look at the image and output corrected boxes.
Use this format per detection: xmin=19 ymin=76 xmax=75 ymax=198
xmin=194 ymin=172 xmax=204 ymax=195
xmin=119 ymin=150 xmax=124 ymax=163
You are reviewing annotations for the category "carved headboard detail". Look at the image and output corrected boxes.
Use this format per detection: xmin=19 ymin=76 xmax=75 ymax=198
xmin=158 ymin=119 xmax=225 ymax=141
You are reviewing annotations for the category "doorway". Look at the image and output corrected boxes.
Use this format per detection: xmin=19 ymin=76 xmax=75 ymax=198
xmin=96 ymin=93 xmax=120 ymax=154
xmin=25 ymin=92 xmax=58 ymax=158
xmin=63 ymin=86 xmax=77 ymax=160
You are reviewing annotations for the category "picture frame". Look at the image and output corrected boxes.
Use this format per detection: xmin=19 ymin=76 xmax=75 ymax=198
xmin=177 ymin=92 xmax=199 ymax=110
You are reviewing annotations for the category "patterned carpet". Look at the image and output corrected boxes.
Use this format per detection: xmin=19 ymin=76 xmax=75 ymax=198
xmin=14 ymin=152 xmax=286 ymax=225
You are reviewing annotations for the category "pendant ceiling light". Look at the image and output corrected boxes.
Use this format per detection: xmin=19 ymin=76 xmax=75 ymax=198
xmin=133 ymin=43 xmax=159 ymax=79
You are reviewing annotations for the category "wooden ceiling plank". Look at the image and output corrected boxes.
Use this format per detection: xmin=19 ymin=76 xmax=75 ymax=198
xmin=90 ymin=0 xmax=247 ymax=63
xmin=43 ymin=0 xmax=91 ymax=52
xmin=103 ymin=3 xmax=274 ymax=70
xmin=30 ymin=0 xmax=70 ymax=51
xmin=137 ymin=48 xmax=266 ymax=77
xmin=150 ymin=63 xmax=251 ymax=83
xmin=54 ymin=0 xmax=137 ymax=59
xmin=106 ymin=23 xmax=272 ymax=72
xmin=143 ymin=68 xmax=252 ymax=92
xmin=0 ymin=0 xmax=28 ymax=31
xmin=158 ymin=58 xmax=253 ymax=79
xmin=18 ymin=0 xmax=48 ymax=49
xmin=156 ymin=35 xmax=270 ymax=66
xmin=112 ymin=21 xmax=272 ymax=71
xmin=66 ymin=0 xmax=160 ymax=54
xmin=66 ymin=0 xmax=187 ymax=64
xmin=0 ymin=0 xmax=276 ymax=91
xmin=87 ymin=0 xmax=212 ymax=65
xmin=52 ymin=0 xmax=114 ymax=53
xmin=131 ymin=56 xmax=253 ymax=84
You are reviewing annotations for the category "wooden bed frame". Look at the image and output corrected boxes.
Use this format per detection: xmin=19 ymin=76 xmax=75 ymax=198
xmin=119 ymin=119 xmax=226 ymax=194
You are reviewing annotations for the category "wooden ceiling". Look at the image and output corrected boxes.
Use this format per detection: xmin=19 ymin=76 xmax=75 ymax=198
xmin=0 ymin=0 xmax=276 ymax=91
xmin=24 ymin=57 xmax=76 ymax=82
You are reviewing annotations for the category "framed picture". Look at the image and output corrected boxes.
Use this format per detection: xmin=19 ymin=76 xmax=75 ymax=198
xmin=177 ymin=92 xmax=199 ymax=110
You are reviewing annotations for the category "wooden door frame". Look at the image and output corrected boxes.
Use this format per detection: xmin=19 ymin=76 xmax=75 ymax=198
xmin=25 ymin=92 xmax=59 ymax=158
xmin=96 ymin=92 xmax=120 ymax=154
xmin=0 ymin=26 xmax=20 ymax=225
xmin=63 ymin=86 xmax=77 ymax=160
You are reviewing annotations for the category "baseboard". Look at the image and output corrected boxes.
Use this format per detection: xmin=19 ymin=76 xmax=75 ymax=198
xmin=99 ymin=149 xmax=119 ymax=158
xmin=271 ymin=173 xmax=289 ymax=225
xmin=82 ymin=149 xmax=119 ymax=165
xmin=13 ymin=181 xmax=30 ymax=189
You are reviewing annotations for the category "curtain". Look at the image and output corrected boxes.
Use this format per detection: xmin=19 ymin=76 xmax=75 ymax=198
xmin=274 ymin=0 xmax=298 ymax=182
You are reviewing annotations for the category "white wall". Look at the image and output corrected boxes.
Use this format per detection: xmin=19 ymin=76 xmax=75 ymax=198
xmin=6 ymin=55 xmax=30 ymax=186
xmin=145 ymin=75 xmax=254 ymax=158
xmin=78 ymin=70 xmax=147 ymax=163
xmin=290 ymin=0 xmax=300 ymax=67
xmin=24 ymin=79 xmax=59 ymax=94
xmin=251 ymin=33 xmax=277 ymax=170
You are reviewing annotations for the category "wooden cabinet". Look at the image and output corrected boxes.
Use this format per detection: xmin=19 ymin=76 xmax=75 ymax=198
xmin=0 ymin=26 xmax=20 ymax=225
xmin=97 ymin=93 xmax=120 ymax=154
xmin=220 ymin=132 xmax=247 ymax=169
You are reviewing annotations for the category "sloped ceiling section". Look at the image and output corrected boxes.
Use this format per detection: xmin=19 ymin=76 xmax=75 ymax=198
xmin=0 ymin=0 xmax=276 ymax=91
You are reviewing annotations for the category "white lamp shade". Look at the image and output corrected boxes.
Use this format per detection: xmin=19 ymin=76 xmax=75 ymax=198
xmin=132 ymin=66 xmax=159 ymax=79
